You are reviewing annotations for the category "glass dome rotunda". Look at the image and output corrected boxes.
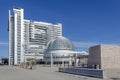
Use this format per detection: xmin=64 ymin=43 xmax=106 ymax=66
xmin=44 ymin=36 xmax=76 ymax=64
xmin=46 ymin=37 xmax=74 ymax=51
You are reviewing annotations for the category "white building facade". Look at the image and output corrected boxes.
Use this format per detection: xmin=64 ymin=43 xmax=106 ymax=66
xmin=44 ymin=37 xmax=88 ymax=67
xmin=8 ymin=7 xmax=62 ymax=65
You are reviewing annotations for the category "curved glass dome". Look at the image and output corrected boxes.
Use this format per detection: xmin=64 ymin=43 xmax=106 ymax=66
xmin=47 ymin=36 xmax=74 ymax=51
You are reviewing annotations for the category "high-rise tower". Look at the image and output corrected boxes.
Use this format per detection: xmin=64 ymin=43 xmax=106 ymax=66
xmin=8 ymin=7 xmax=62 ymax=65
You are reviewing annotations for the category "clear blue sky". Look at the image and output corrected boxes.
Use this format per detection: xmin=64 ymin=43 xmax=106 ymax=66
xmin=0 ymin=0 xmax=120 ymax=57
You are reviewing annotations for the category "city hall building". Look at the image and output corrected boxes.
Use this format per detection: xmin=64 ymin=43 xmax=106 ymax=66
xmin=8 ymin=7 xmax=62 ymax=65
xmin=44 ymin=36 xmax=88 ymax=66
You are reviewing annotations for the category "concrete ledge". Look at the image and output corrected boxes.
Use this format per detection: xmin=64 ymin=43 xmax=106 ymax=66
xmin=59 ymin=67 xmax=106 ymax=78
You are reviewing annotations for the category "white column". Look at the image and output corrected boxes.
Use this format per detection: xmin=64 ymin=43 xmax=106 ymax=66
xmin=69 ymin=57 xmax=72 ymax=66
xmin=75 ymin=53 xmax=77 ymax=67
xmin=51 ymin=53 xmax=53 ymax=67
xmin=62 ymin=60 xmax=64 ymax=67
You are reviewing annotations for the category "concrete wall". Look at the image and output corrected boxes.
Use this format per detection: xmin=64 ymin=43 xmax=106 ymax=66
xmin=88 ymin=45 xmax=101 ymax=69
xmin=88 ymin=44 xmax=120 ymax=69
xmin=101 ymin=45 xmax=120 ymax=69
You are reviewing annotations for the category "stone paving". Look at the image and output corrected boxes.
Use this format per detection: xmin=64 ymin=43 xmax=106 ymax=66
xmin=0 ymin=65 xmax=119 ymax=80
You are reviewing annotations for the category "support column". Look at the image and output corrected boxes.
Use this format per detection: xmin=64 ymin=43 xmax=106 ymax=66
xmin=62 ymin=60 xmax=64 ymax=67
xmin=51 ymin=53 xmax=53 ymax=67
xmin=75 ymin=53 xmax=77 ymax=67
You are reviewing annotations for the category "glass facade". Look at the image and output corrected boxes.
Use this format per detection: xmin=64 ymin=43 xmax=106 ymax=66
xmin=44 ymin=36 xmax=75 ymax=65
xmin=47 ymin=37 xmax=74 ymax=51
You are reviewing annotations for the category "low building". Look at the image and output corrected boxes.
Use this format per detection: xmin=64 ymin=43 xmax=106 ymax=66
xmin=76 ymin=51 xmax=88 ymax=67
xmin=88 ymin=44 xmax=120 ymax=69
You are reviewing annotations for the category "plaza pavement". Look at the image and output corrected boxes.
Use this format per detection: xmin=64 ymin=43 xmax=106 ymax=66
xmin=0 ymin=65 xmax=119 ymax=80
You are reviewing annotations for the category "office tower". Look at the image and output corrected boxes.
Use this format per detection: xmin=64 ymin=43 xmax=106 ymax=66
xmin=8 ymin=7 xmax=62 ymax=65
